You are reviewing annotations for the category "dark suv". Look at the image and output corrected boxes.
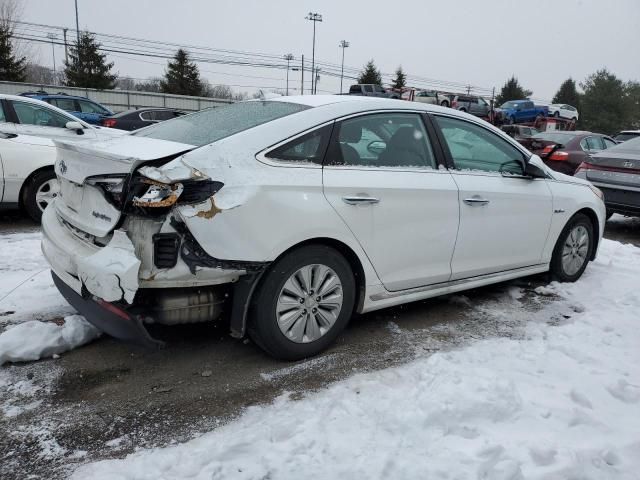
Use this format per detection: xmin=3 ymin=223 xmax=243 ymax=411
xmin=19 ymin=92 xmax=114 ymax=124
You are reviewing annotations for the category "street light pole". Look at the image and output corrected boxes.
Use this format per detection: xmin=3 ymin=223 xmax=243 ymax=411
xmin=305 ymin=12 xmax=322 ymax=95
xmin=284 ymin=53 xmax=293 ymax=95
xmin=74 ymin=0 xmax=80 ymax=46
xmin=339 ymin=40 xmax=350 ymax=94
xmin=47 ymin=33 xmax=57 ymax=85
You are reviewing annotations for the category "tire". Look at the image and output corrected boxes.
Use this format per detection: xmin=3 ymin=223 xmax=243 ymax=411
xmin=459 ymin=107 xmax=467 ymax=113
xmin=554 ymin=111 xmax=560 ymax=118
xmin=571 ymin=117 xmax=577 ymax=123
xmin=549 ymin=213 xmax=593 ymax=282
xmin=22 ymin=169 xmax=58 ymax=222
xmin=440 ymin=100 xmax=449 ymax=108
xmin=248 ymin=245 xmax=356 ymax=360
xmin=509 ymin=116 xmax=516 ymax=125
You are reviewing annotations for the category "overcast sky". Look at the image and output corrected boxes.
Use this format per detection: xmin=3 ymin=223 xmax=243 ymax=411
xmin=18 ymin=0 xmax=640 ymax=101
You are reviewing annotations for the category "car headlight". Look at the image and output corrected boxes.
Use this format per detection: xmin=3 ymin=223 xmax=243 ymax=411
xmin=588 ymin=184 xmax=604 ymax=201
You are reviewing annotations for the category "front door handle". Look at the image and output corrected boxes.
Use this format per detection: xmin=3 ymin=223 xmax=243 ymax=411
xmin=342 ymin=196 xmax=380 ymax=205
xmin=463 ymin=197 xmax=490 ymax=206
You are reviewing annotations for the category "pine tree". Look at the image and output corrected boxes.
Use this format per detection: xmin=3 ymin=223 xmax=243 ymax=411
xmin=495 ymin=76 xmax=532 ymax=105
xmin=552 ymin=78 xmax=580 ymax=108
xmin=0 ymin=24 xmax=26 ymax=81
xmin=358 ymin=60 xmax=382 ymax=85
xmin=64 ymin=31 xmax=117 ymax=89
xmin=580 ymin=69 xmax=627 ymax=134
xmin=160 ymin=49 xmax=203 ymax=96
xmin=391 ymin=66 xmax=407 ymax=89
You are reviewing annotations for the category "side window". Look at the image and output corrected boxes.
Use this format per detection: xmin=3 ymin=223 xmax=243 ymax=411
xmin=53 ymin=98 xmax=77 ymax=111
xmin=603 ymin=138 xmax=617 ymax=149
xmin=363 ymin=85 xmax=373 ymax=93
xmin=153 ymin=110 xmax=174 ymax=121
xmin=586 ymin=136 xmax=604 ymax=151
xmin=265 ymin=124 xmax=332 ymax=164
xmin=0 ymin=102 xmax=6 ymax=122
xmin=139 ymin=111 xmax=155 ymax=121
xmin=11 ymin=101 xmax=71 ymax=128
xmin=78 ymin=100 xmax=107 ymax=114
xmin=328 ymin=113 xmax=436 ymax=169
xmin=435 ymin=115 xmax=525 ymax=174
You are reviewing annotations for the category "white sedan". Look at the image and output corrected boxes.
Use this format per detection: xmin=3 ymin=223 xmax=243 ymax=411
xmin=547 ymin=103 xmax=579 ymax=121
xmin=42 ymin=96 xmax=605 ymax=359
xmin=0 ymin=94 xmax=124 ymax=220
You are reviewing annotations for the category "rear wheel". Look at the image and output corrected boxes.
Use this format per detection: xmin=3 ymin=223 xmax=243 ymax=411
xmin=248 ymin=245 xmax=356 ymax=360
xmin=550 ymin=213 xmax=593 ymax=282
xmin=554 ymin=111 xmax=560 ymax=118
xmin=23 ymin=169 xmax=58 ymax=222
xmin=440 ymin=100 xmax=449 ymax=108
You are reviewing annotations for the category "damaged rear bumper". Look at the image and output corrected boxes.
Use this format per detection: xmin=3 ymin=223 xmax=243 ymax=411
xmin=52 ymin=272 xmax=162 ymax=348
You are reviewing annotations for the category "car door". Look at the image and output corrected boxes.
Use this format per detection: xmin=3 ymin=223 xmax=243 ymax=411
xmin=9 ymin=99 xmax=95 ymax=141
xmin=322 ymin=111 xmax=460 ymax=291
xmin=432 ymin=114 xmax=553 ymax=279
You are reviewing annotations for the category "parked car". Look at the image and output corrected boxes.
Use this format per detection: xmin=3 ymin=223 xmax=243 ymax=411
xmin=20 ymin=91 xmax=114 ymax=124
xmin=613 ymin=130 xmax=640 ymax=142
xmin=413 ymin=90 xmax=442 ymax=105
xmin=575 ymin=136 xmax=640 ymax=218
xmin=530 ymin=131 xmax=617 ymax=176
xmin=501 ymin=125 xmax=539 ymax=149
xmin=499 ymin=100 xmax=549 ymax=124
xmin=547 ymin=104 xmax=579 ymax=121
xmin=101 ymin=108 xmax=187 ymax=131
xmin=451 ymin=95 xmax=492 ymax=117
xmin=42 ymin=96 xmax=605 ymax=360
xmin=348 ymin=84 xmax=400 ymax=99
xmin=0 ymin=94 xmax=125 ymax=221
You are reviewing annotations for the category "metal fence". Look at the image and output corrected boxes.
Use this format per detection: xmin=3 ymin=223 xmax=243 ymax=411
xmin=0 ymin=81 xmax=234 ymax=113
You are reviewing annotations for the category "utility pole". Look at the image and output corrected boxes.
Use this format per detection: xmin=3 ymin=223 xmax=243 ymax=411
xmin=466 ymin=85 xmax=471 ymax=95
xmin=301 ymin=55 xmax=304 ymax=94
xmin=314 ymin=67 xmax=321 ymax=94
xmin=74 ymin=0 xmax=80 ymax=46
xmin=338 ymin=40 xmax=350 ymax=94
xmin=47 ymin=33 xmax=57 ymax=85
xmin=283 ymin=53 xmax=293 ymax=95
xmin=305 ymin=12 xmax=322 ymax=95
xmin=63 ymin=28 xmax=69 ymax=64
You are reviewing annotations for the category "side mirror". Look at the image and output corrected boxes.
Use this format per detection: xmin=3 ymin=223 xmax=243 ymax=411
xmin=524 ymin=162 xmax=547 ymax=178
xmin=65 ymin=121 xmax=85 ymax=134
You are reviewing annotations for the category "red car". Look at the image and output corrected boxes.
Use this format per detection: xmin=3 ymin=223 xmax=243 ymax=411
xmin=529 ymin=131 xmax=617 ymax=175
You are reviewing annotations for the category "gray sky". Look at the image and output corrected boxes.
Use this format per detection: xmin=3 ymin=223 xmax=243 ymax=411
xmin=18 ymin=0 xmax=640 ymax=101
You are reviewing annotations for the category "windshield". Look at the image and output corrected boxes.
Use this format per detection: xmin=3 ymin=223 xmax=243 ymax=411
xmin=132 ymin=101 xmax=309 ymax=146
xmin=605 ymin=136 xmax=640 ymax=153
xmin=500 ymin=101 xmax=518 ymax=109
xmin=532 ymin=132 xmax=577 ymax=144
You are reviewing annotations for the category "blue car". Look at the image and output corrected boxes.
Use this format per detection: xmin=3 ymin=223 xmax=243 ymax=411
xmin=19 ymin=91 xmax=114 ymax=125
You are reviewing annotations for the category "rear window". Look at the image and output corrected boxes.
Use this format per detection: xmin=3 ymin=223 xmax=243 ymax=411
xmin=615 ymin=132 xmax=640 ymax=142
xmin=604 ymin=136 xmax=640 ymax=153
xmin=532 ymin=132 xmax=577 ymax=144
xmin=132 ymin=101 xmax=309 ymax=146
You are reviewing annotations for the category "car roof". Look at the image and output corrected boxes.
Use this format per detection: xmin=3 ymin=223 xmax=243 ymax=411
xmin=270 ymin=94 xmax=456 ymax=113
xmin=618 ymin=130 xmax=640 ymax=134
xmin=19 ymin=92 xmax=89 ymax=100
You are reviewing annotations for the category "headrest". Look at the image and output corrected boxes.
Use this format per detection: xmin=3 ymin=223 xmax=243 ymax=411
xmin=340 ymin=122 xmax=362 ymax=143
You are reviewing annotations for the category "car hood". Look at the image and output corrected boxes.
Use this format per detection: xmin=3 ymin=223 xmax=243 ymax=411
xmin=549 ymin=169 xmax=591 ymax=186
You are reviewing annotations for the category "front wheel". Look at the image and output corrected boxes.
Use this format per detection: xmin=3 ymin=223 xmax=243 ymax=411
xmin=248 ymin=245 xmax=356 ymax=360
xmin=554 ymin=111 xmax=560 ymax=118
xmin=440 ymin=100 xmax=449 ymax=108
xmin=550 ymin=213 xmax=593 ymax=282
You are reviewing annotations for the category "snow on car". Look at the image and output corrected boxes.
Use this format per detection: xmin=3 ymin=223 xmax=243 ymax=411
xmin=42 ymin=96 xmax=606 ymax=360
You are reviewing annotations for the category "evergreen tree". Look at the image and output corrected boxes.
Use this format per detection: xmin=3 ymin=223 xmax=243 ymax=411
xmin=552 ymin=78 xmax=580 ymax=107
xmin=160 ymin=49 xmax=203 ymax=96
xmin=580 ymin=69 xmax=627 ymax=134
xmin=624 ymin=81 xmax=640 ymax=129
xmin=0 ymin=24 xmax=26 ymax=81
xmin=64 ymin=31 xmax=117 ymax=89
xmin=358 ymin=60 xmax=382 ymax=85
xmin=495 ymin=76 xmax=532 ymax=105
xmin=391 ymin=66 xmax=407 ymax=89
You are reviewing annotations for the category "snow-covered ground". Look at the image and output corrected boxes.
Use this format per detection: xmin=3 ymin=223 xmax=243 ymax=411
xmin=66 ymin=239 xmax=640 ymax=479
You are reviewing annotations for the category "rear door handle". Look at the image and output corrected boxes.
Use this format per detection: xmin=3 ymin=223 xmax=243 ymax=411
xmin=463 ymin=197 xmax=490 ymax=206
xmin=342 ymin=196 xmax=380 ymax=205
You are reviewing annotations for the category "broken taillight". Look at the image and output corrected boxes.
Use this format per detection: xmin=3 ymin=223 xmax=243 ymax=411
xmin=85 ymin=175 xmax=128 ymax=207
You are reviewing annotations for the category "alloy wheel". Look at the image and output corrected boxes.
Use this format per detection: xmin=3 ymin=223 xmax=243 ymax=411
xmin=35 ymin=179 xmax=60 ymax=212
xmin=276 ymin=264 xmax=343 ymax=343
xmin=561 ymin=225 xmax=590 ymax=276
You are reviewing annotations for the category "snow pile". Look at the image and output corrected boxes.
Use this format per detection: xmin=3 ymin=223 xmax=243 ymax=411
xmin=0 ymin=315 xmax=101 ymax=365
xmin=73 ymin=238 xmax=640 ymax=480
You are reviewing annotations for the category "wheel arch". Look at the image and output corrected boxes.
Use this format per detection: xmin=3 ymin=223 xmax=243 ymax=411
xmin=18 ymin=165 xmax=55 ymax=209
xmin=574 ymin=207 xmax=600 ymax=260
xmin=229 ymin=236 xmax=368 ymax=339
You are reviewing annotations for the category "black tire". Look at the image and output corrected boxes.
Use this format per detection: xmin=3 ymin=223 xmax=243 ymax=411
xmin=440 ymin=100 xmax=449 ymax=108
xmin=22 ymin=169 xmax=57 ymax=222
xmin=459 ymin=107 xmax=467 ymax=113
xmin=554 ymin=111 xmax=560 ymax=118
xmin=248 ymin=245 xmax=356 ymax=360
xmin=549 ymin=213 xmax=594 ymax=282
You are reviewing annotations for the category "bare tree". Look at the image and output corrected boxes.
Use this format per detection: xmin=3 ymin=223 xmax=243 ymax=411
xmin=116 ymin=76 xmax=136 ymax=90
xmin=0 ymin=0 xmax=32 ymax=60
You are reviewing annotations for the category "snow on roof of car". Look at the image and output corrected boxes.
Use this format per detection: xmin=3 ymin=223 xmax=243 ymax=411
xmin=270 ymin=94 xmax=448 ymax=112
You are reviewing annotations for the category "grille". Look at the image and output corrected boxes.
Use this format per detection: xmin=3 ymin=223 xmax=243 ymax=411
xmin=153 ymin=233 xmax=180 ymax=269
